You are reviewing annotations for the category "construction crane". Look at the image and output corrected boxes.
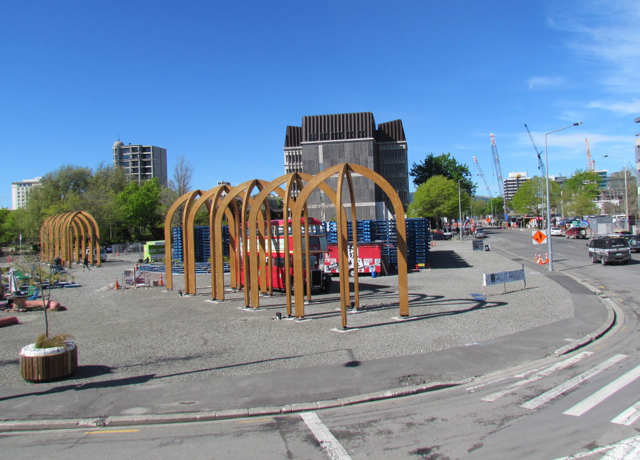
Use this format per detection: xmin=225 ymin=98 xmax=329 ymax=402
xmin=585 ymin=138 xmax=595 ymax=171
xmin=524 ymin=124 xmax=546 ymax=177
xmin=473 ymin=156 xmax=493 ymax=198
xmin=489 ymin=134 xmax=508 ymax=221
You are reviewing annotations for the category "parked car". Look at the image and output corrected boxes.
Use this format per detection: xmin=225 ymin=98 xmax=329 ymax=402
xmin=551 ymin=227 xmax=563 ymax=236
xmin=566 ymin=227 xmax=588 ymax=239
xmin=474 ymin=229 xmax=487 ymax=238
xmin=587 ymin=236 xmax=630 ymax=265
xmin=431 ymin=230 xmax=446 ymax=240
xmin=104 ymin=246 xmax=113 ymax=254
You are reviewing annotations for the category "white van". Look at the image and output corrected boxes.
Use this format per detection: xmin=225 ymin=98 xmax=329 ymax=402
xmin=86 ymin=248 xmax=107 ymax=262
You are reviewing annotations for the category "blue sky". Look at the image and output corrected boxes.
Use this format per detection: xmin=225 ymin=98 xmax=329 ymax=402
xmin=1 ymin=0 xmax=639 ymax=208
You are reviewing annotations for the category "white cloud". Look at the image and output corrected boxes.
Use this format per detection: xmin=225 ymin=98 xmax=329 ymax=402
xmin=588 ymin=99 xmax=640 ymax=116
xmin=550 ymin=0 xmax=640 ymax=95
xmin=527 ymin=76 xmax=563 ymax=89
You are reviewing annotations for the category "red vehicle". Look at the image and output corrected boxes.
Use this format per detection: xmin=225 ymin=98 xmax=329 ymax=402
xmin=566 ymin=227 xmax=589 ymax=239
xmin=323 ymin=242 xmax=384 ymax=277
xmin=245 ymin=218 xmax=332 ymax=293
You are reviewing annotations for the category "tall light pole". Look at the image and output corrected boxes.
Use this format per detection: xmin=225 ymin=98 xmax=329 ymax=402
xmin=603 ymin=155 xmax=629 ymax=231
xmin=545 ymin=122 xmax=583 ymax=271
xmin=458 ymin=179 xmax=463 ymax=241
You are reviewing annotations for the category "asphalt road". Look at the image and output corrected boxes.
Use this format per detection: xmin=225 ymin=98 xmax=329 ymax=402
xmin=3 ymin=228 xmax=640 ymax=459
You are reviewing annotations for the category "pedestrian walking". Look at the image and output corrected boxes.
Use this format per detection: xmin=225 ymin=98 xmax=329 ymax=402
xmin=83 ymin=254 xmax=91 ymax=271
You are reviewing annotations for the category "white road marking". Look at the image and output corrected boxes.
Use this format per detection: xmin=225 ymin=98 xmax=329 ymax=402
xmin=520 ymin=354 xmax=628 ymax=410
xmin=612 ymin=401 xmax=640 ymax=426
xmin=482 ymin=352 xmax=593 ymax=402
xmin=564 ymin=364 xmax=640 ymax=417
xmin=300 ymin=412 xmax=352 ymax=460
xmin=554 ymin=435 xmax=640 ymax=459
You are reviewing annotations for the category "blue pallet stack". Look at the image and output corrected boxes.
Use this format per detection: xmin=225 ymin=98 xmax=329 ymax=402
xmin=321 ymin=218 xmax=430 ymax=271
xmin=171 ymin=225 xmax=230 ymax=263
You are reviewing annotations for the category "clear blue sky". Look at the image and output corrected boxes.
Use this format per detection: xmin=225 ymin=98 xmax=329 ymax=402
xmin=1 ymin=0 xmax=638 ymax=208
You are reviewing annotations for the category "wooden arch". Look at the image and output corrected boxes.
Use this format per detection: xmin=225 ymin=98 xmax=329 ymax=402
xmin=291 ymin=163 xmax=408 ymax=328
xmin=163 ymin=190 xmax=205 ymax=290
xmin=39 ymin=211 xmax=101 ymax=267
xmin=212 ymin=179 xmax=271 ymax=303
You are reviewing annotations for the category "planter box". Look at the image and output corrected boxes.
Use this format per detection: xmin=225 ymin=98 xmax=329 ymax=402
xmin=19 ymin=342 xmax=77 ymax=382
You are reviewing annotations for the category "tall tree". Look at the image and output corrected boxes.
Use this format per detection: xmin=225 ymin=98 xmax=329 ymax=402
xmin=172 ymin=153 xmax=193 ymax=197
xmin=410 ymin=153 xmax=475 ymax=195
xmin=408 ymin=175 xmax=470 ymax=228
xmin=116 ymin=178 xmax=164 ymax=240
xmin=511 ymin=178 xmax=547 ymax=216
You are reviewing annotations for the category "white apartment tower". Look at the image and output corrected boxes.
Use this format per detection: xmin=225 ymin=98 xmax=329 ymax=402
xmin=11 ymin=177 xmax=42 ymax=210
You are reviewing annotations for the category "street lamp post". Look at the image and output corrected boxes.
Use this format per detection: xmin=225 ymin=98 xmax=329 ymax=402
xmin=603 ymin=155 xmax=629 ymax=232
xmin=545 ymin=122 xmax=583 ymax=271
xmin=458 ymin=180 xmax=463 ymax=241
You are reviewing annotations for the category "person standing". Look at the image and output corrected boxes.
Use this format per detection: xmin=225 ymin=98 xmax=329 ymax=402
xmin=83 ymin=253 xmax=91 ymax=271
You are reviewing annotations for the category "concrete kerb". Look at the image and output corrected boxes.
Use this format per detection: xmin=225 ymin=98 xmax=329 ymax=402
xmin=552 ymin=272 xmax=620 ymax=357
xmin=0 ymin=379 xmax=472 ymax=432
xmin=494 ymin=247 xmax=619 ymax=357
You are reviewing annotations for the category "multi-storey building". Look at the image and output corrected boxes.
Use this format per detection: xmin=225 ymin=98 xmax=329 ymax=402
xmin=503 ymin=172 xmax=531 ymax=202
xmin=283 ymin=112 xmax=409 ymax=220
xmin=113 ymin=140 xmax=167 ymax=186
xmin=11 ymin=177 xmax=42 ymax=210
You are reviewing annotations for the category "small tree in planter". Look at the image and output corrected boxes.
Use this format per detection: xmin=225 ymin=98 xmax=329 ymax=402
xmin=18 ymin=260 xmax=77 ymax=382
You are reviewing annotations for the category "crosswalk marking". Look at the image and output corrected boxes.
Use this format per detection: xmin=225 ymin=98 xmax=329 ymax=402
xmin=482 ymin=352 xmax=593 ymax=402
xmin=611 ymin=401 xmax=640 ymax=426
xmin=300 ymin=412 xmax=352 ymax=460
xmin=520 ymin=354 xmax=628 ymax=410
xmin=564 ymin=364 xmax=640 ymax=417
xmin=554 ymin=435 xmax=640 ymax=460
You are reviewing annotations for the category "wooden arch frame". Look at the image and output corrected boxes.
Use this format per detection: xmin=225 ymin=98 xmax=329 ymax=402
xmin=163 ymin=190 xmax=205 ymax=290
xmin=212 ymin=179 xmax=271 ymax=304
xmin=39 ymin=211 xmax=101 ymax=267
xmin=246 ymin=172 xmax=341 ymax=314
xmin=291 ymin=163 xmax=408 ymax=328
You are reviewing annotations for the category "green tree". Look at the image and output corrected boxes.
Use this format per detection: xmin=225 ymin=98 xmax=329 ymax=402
xmin=511 ymin=177 xmax=547 ymax=216
xmin=471 ymin=197 xmax=487 ymax=217
xmin=117 ymin=178 xmax=164 ymax=240
xmin=408 ymin=175 xmax=470 ymax=228
xmin=562 ymin=170 xmax=602 ymax=218
xmin=410 ymin=153 xmax=475 ymax=195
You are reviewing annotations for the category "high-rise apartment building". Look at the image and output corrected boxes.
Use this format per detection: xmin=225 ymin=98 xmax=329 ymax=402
xmin=283 ymin=112 xmax=409 ymax=220
xmin=503 ymin=172 xmax=531 ymax=202
xmin=113 ymin=140 xmax=167 ymax=186
xmin=11 ymin=177 xmax=42 ymax=210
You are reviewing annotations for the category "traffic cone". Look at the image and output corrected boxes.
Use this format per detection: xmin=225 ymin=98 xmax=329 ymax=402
xmin=159 ymin=274 xmax=164 ymax=286
xmin=114 ymin=277 xmax=120 ymax=290
xmin=545 ymin=253 xmax=549 ymax=264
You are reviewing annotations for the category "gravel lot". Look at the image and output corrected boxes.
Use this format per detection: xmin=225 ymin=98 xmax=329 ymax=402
xmin=0 ymin=240 xmax=573 ymax=389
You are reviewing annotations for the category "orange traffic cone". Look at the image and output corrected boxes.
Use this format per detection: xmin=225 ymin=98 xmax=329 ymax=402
xmin=545 ymin=253 xmax=549 ymax=264
xmin=159 ymin=274 xmax=164 ymax=286
xmin=114 ymin=277 xmax=120 ymax=290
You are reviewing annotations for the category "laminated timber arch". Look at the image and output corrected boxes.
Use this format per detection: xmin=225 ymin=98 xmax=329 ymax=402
xmin=212 ymin=179 xmax=271 ymax=304
xmin=246 ymin=172 xmax=340 ymax=314
xmin=183 ymin=184 xmax=237 ymax=296
xmin=291 ymin=163 xmax=408 ymax=328
xmin=40 ymin=211 xmax=101 ymax=267
xmin=163 ymin=190 xmax=205 ymax=290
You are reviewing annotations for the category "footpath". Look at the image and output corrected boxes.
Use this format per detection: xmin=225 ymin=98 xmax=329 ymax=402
xmin=0 ymin=233 xmax=613 ymax=430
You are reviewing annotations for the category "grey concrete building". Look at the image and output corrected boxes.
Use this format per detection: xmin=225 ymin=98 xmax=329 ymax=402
xmin=113 ymin=140 xmax=167 ymax=186
xmin=284 ymin=112 xmax=409 ymax=220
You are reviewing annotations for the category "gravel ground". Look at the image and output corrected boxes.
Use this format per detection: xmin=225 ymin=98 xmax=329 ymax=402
xmin=0 ymin=240 xmax=572 ymax=389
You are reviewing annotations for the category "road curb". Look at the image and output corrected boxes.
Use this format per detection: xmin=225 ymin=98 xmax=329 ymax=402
xmin=552 ymin=272 xmax=618 ymax=356
xmin=0 ymin=379 xmax=472 ymax=432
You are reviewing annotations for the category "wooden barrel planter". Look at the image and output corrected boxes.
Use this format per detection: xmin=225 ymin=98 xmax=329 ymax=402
xmin=19 ymin=342 xmax=78 ymax=382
